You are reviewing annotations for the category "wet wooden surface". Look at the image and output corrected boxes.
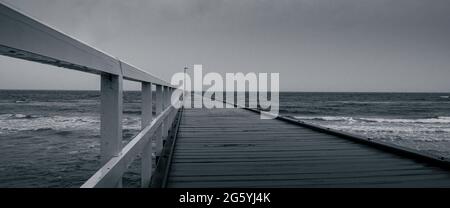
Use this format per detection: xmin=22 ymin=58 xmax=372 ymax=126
xmin=166 ymin=107 xmax=450 ymax=187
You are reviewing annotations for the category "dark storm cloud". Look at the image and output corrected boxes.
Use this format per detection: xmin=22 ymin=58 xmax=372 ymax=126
xmin=0 ymin=0 xmax=449 ymax=91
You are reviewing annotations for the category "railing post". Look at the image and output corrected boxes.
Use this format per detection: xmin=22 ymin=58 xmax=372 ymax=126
xmin=168 ymin=88 xmax=174 ymax=126
xmin=156 ymin=85 xmax=163 ymax=115
xmin=169 ymin=87 xmax=172 ymax=107
xmin=166 ymin=86 xmax=170 ymax=108
xmin=100 ymin=73 xmax=123 ymax=188
xmin=141 ymin=82 xmax=153 ymax=188
xmin=162 ymin=86 xmax=169 ymax=141
xmin=155 ymin=85 xmax=163 ymax=158
xmin=167 ymin=87 xmax=172 ymax=130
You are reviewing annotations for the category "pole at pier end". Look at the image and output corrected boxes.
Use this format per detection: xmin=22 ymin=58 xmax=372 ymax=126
xmin=184 ymin=66 xmax=189 ymax=104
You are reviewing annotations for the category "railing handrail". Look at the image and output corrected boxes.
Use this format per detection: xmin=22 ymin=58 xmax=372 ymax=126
xmin=0 ymin=2 xmax=172 ymax=87
xmin=81 ymin=97 xmax=182 ymax=188
xmin=0 ymin=2 xmax=182 ymax=188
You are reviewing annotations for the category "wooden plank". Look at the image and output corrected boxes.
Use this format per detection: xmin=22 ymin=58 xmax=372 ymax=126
xmin=169 ymin=169 xmax=445 ymax=182
xmin=168 ymin=174 xmax=450 ymax=188
xmin=168 ymin=164 xmax=436 ymax=178
xmin=171 ymin=154 xmax=398 ymax=164
xmin=165 ymin=106 xmax=450 ymax=188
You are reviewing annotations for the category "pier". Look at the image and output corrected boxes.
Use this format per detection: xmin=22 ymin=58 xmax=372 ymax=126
xmin=163 ymin=97 xmax=450 ymax=187
xmin=1 ymin=3 xmax=450 ymax=188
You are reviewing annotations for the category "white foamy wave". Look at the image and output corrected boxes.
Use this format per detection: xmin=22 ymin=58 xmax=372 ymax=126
xmin=0 ymin=115 xmax=99 ymax=133
xmin=0 ymin=113 xmax=38 ymax=119
xmin=294 ymin=115 xmax=450 ymax=143
xmin=359 ymin=117 xmax=450 ymax=124
xmin=294 ymin=116 xmax=355 ymax=122
xmin=295 ymin=116 xmax=450 ymax=124
xmin=324 ymin=124 xmax=450 ymax=142
xmin=12 ymin=114 xmax=29 ymax=119
xmin=334 ymin=101 xmax=396 ymax=104
xmin=0 ymin=114 xmax=141 ymax=134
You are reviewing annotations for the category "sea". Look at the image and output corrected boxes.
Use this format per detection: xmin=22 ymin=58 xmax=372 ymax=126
xmin=0 ymin=90 xmax=449 ymax=187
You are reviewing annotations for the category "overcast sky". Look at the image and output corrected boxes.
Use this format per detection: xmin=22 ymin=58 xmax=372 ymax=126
xmin=0 ymin=0 xmax=449 ymax=92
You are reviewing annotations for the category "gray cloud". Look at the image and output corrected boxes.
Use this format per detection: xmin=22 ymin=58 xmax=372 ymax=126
xmin=0 ymin=0 xmax=449 ymax=92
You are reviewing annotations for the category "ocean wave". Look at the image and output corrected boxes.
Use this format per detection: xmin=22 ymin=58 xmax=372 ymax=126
xmin=0 ymin=114 xmax=141 ymax=134
xmin=294 ymin=116 xmax=355 ymax=122
xmin=359 ymin=117 xmax=450 ymax=124
xmin=0 ymin=114 xmax=38 ymax=119
xmin=333 ymin=101 xmax=396 ymax=104
xmin=293 ymin=115 xmax=450 ymax=143
xmin=1 ymin=100 xmax=99 ymax=107
xmin=294 ymin=116 xmax=450 ymax=124
xmin=324 ymin=124 xmax=450 ymax=142
xmin=333 ymin=100 xmax=450 ymax=105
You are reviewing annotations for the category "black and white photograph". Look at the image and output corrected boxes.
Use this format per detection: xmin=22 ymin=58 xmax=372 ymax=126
xmin=0 ymin=0 xmax=449 ymax=203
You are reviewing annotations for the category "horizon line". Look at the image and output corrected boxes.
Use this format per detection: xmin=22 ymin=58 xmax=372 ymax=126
xmin=0 ymin=88 xmax=449 ymax=94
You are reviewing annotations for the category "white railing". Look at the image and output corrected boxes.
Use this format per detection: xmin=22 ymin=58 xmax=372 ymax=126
xmin=0 ymin=2 xmax=182 ymax=188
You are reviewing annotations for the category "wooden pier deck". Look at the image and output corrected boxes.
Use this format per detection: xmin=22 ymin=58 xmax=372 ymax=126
xmin=164 ymin=106 xmax=450 ymax=188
